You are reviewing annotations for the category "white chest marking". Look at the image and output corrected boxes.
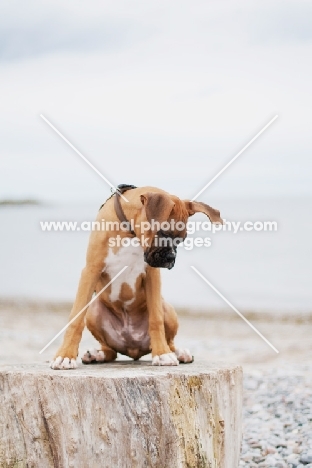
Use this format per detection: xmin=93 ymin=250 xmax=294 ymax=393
xmin=104 ymin=244 xmax=146 ymax=304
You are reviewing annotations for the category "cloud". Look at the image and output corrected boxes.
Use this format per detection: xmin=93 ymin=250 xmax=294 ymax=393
xmin=0 ymin=0 xmax=311 ymax=201
xmin=241 ymin=2 xmax=312 ymax=44
xmin=2 ymin=0 xmax=311 ymax=62
xmin=0 ymin=0 xmax=158 ymax=60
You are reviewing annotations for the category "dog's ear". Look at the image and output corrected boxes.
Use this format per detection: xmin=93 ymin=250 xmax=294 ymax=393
xmin=184 ymin=200 xmax=223 ymax=224
xmin=140 ymin=192 xmax=175 ymax=224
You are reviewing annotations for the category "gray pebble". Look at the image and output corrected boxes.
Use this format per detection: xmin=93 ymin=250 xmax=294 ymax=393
xmin=300 ymin=456 xmax=312 ymax=464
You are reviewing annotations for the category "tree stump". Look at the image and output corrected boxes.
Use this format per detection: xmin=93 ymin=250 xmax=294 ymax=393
xmin=0 ymin=361 xmax=242 ymax=468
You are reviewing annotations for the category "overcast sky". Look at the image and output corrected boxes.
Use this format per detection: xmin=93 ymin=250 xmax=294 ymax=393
xmin=1 ymin=0 xmax=312 ymax=202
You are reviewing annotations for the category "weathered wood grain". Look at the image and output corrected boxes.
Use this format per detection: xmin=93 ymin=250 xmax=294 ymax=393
xmin=0 ymin=361 xmax=242 ymax=468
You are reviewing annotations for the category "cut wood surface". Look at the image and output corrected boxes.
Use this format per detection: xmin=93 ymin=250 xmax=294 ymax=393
xmin=0 ymin=361 xmax=242 ymax=468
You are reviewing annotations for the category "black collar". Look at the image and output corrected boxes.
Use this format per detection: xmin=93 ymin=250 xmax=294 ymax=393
xmin=113 ymin=184 xmax=137 ymax=236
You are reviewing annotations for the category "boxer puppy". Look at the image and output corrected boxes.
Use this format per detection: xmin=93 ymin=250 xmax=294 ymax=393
xmin=50 ymin=186 xmax=222 ymax=369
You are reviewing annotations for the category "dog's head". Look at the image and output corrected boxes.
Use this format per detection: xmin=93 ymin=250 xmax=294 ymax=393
xmin=138 ymin=191 xmax=222 ymax=269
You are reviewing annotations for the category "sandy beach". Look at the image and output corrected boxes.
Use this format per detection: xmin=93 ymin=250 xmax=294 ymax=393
xmin=1 ymin=299 xmax=311 ymax=368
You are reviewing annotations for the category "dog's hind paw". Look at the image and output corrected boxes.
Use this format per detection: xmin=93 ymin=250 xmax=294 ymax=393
xmin=50 ymin=356 xmax=78 ymax=370
xmin=152 ymin=352 xmax=179 ymax=366
xmin=81 ymin=348 xmax=105 ymax=364
xmin=175 ymin=348 xmax=194 ymax=363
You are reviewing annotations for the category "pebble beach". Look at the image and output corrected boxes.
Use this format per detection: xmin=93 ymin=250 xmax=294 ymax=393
xmin=242 ymin=365 xmax=312 ymax=467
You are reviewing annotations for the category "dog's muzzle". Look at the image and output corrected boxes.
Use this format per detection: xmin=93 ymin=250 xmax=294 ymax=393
xmin=143 ymin=230 xmax=184 ymax=269
xmin=144 ymin=246 xmax=177 ymax=269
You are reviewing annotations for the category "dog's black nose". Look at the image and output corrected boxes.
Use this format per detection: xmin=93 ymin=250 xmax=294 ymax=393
xmin=166 ymin=251 xmax=176 ymax=262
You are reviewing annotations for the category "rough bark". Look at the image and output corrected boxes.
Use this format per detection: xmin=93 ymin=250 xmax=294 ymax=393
xmin=0 ymin=361 xmax=242 ymax=468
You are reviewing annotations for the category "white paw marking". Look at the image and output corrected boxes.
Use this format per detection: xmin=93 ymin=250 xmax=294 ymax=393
xmin=175 ymin=348 xmax=193 ymax=363
xmin=50 ymin=356 xmax=77 ymax=370
xmin=152 ymin=352 xmax=179 ymax=366
xmin=81 ymin=348 xmax=106 ymax=364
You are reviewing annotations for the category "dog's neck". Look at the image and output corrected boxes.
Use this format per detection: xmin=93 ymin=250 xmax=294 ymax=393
xmin=114 ymin=184 xmax=137 ymax=236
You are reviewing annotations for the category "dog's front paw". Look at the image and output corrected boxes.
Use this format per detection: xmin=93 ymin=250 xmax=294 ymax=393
xmin=152 ymin=352 xmax=179 ymax=366
xmin=175 ymin=348 xmax=193 ymax=363
xmin=50 ymin=356 xmax=78 ymax=370
xmin=81 ymin=348 xmax=105 ymax=364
